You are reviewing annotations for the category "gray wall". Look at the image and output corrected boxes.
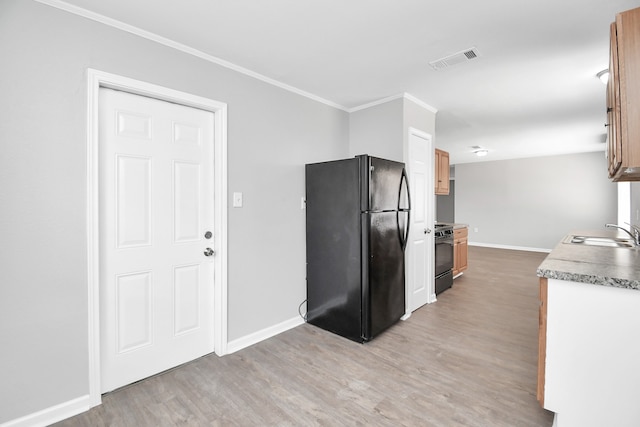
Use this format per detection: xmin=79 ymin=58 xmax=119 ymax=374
xmin=402 ymin=98 xmax=437 ymax=160
xmin=455 ymin=152 xmax=617 ymax=250
xmin=631 ymin=183 xmax=640 ymax=224
xmin=436 ymin=180 xmax=455 ymax=223
xmin=348 ymin=97 xmax=436 ymax=163
xmin=0 ymin=1 xmax=348 ymax=423
xmin=349 ymin=98 xmax=404 ymax=161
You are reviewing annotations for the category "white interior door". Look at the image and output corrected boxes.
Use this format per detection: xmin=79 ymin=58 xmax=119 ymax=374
xmin=406 ymin=129 xmax=434 ymax=312
xmin=99 ymin=88 xmax=215 ymax=392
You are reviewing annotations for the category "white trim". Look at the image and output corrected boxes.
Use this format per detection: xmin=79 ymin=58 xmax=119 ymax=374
xmin=349 ymin=93 xmax=438 ymax=114
xmin=86 ymin=67 xmax=101 ymax=408
xmin=35 ymin=0 xmax=347 ymax=111
xmin=0 ymin=395 xmax=90 ymax=427
xmin=86 ymin=68 xmax=228 ymax=409
xmin=349 ymin=93 xmax=405 ymax=113
xmin=617 ymin=182 xmax=631 ymax=226
xmin=469 ymin=241 xmax=552 ymax=253
xmin=226 ymin=316 xmax=305 ymax=355
xmin=403 ymin=93 xmax=439 ymax=114
xmin=35 ymin=1 xmax=441 ymax=116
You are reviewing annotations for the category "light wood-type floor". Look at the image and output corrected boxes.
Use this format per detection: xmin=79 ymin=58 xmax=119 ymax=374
xmin=55 ymin=247 xmax=555 ymax=426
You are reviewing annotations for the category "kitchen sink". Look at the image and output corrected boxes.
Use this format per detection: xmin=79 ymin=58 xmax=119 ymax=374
xmin=563 ymin=235 xmax=636 ymax=248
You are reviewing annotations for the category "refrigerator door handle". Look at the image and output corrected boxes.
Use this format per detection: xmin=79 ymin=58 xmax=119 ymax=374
xmin=398 ymin=168 xmax=411 ymax=251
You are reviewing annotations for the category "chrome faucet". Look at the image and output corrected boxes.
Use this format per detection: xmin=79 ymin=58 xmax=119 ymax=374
xmin=605 ymin=223 xmax=640 ymax=246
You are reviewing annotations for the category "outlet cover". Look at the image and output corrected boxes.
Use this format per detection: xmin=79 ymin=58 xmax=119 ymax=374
xmin=233 ymin=192 xmax=243 ymax=208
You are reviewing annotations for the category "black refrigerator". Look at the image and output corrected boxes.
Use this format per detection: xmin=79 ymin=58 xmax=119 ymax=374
xmin=305 ymin=155 xmax=411 ymax=343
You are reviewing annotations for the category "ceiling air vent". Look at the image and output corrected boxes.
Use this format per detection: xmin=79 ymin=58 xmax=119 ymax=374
xmin=429 ymin=47 xmax=480 ymax=71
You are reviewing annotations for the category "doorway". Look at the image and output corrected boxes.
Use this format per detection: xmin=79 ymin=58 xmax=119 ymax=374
xmin=87 ymin=69 xmax=228 ymax=405
xmin=406 ymin=128 xmax=435 ymax=313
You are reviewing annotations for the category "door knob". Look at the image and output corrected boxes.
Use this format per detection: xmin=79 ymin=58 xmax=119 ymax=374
xmin=204 ymin=247 xmax=215 ymax=256
xmin=424 ymin=228 xmax=432 ymax=234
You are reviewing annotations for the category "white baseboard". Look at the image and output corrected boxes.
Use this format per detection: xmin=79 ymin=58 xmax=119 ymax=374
xmin=469 ymin=241 xmax=552 ymax=253
xmin=226 ymin=315 xmax=305 ymax=354
xmin=2 ymin=317 xmax=305 ymax=426
xmin=1 ymin=395 xmax=90 ymax=427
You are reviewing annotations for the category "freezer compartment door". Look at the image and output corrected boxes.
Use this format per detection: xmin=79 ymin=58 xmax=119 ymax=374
xmin=361 ymin=156 xmax=408 ymax=212
xmin=362 ymin=211 xmax=406 ymax=340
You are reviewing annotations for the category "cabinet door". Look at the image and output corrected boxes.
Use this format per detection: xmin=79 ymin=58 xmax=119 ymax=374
xmin=608 ymin=7 xmax=640 ymax=181
xmin=608 ymin=22 xmax=622 ymax=177
xmin=458 ymin=239 xmax=468 ymax=272
xmin=435 ymin=149 xmax=450 ymax=195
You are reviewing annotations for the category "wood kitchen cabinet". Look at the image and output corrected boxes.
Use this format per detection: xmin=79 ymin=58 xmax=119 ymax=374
xmin=537 ymin=277 xmax=548 ymax=406
xmin=607 ymin=7 xmax=640 ymax=181
xmin=435 ymin=148 xmax=450 ymax=194
xmin=452 ymin=226 xmax=468 ymax=277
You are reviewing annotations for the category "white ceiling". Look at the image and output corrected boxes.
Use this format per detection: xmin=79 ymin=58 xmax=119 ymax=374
xmin=44 ymin=0 xmax=639 ymax=163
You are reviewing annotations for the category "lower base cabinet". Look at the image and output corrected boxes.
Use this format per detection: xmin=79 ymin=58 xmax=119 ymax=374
xmin=453 ymin=227 xmax=468 ymax=276
xmin=539 ymin=278 xmax=640 ymax=426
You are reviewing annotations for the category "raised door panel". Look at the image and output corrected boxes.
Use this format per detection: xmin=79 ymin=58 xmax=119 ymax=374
xmin=411 ymin=239 xmax=427 ymax=294
xmin=116 ymin=271 xmax=153 ymax=353
xmin=459 ymin=239 xmax=468 ymax=272
xmin=174 ymin=162 xmax=201 ymax=243
xmin=174 ymin=264 xmax=201 ymax=335
xmin=116 ymin=155 xmax=152 ymax=248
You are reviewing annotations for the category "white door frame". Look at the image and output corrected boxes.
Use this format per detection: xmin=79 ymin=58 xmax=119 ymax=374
xmin=404 ymin=127 xmax=436 ymax=317
xmin=86 ymin=68 xmax=228 ymax=407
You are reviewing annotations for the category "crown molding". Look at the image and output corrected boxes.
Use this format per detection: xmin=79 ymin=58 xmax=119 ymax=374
xmin=34 ymin=0 xmax=349 ymax=111
xmin=34 ymin=1 xmax=439 ymax=116
xmin=403 ymin=93 xmax=438 ymax=113
xmin=348 ymin=93 xmax=405 ymax=113
xmin=349 ymin=93 xmax=438 ymax=114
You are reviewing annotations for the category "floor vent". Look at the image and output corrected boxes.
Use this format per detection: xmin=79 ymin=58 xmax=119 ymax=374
xmin=429 ymin=47 xmax=480 ymax=71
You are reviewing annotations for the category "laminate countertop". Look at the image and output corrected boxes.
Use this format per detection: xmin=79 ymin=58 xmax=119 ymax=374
xmin=537 ymin=229 xmax=640 ymax=291
xmin=437 ymin=222 xmax=468 ymax=230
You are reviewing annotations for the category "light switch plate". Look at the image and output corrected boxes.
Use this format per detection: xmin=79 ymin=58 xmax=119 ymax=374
xmin=233 ymin=192 xmax=243 ymax=208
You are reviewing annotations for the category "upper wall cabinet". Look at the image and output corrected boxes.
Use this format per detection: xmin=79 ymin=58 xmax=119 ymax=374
xmin=608 ymin=7 xmax=640 ymax=181
xmin=435 ymin=148 xmax=450 ymax=195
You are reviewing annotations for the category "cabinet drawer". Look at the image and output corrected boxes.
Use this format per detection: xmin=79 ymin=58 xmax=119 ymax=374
xmin=454 ymin=227 xmax=468 ymax=239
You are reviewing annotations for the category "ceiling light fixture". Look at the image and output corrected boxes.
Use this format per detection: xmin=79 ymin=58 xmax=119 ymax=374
xmin=474 ymin=149 xmax=489 ymax=157
xmin=597 ymin=69 xmax=609 ymax=84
